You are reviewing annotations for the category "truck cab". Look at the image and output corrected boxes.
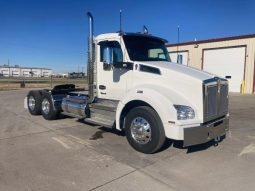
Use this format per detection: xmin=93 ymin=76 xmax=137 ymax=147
xmin=25 ymin=12 xmax=229 ymax=154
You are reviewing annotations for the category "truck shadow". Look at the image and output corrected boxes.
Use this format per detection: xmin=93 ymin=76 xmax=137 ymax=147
xmin=89 ymin=127 xmax=125 ymax=140
xmin=186 ymin=141 xmax=215 ymax=153
xmin=159 ymin=135 xmax=226 ymax=154
xmin=58 ymin=114 xmax=72 ymax=120
xmin=84 ymin=124 xmax=226 ymax=154
xmin=185 ymin=135 xmax=226 ymax=154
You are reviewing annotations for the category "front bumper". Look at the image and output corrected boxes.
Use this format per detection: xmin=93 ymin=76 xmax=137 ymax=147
xmin=183 ymin=116 xmax=229 ymax=147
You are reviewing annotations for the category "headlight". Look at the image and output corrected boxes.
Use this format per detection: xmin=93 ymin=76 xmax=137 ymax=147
xmin=174 ymin=105 xmax=195 ymax=120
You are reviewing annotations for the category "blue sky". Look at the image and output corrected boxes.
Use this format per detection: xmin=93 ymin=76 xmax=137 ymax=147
xmin=0 ymin=0 xmax=254 ymax=73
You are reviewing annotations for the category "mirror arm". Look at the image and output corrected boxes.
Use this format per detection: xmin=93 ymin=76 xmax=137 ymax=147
xmin=124 ymin=62 xmax=134 ymax=70
xmin=113 ymin=62 xmax=133 ymax=70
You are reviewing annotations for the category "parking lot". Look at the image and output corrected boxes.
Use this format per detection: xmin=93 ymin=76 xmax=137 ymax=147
xmin=0 ymin=90 xmax=254 ymax=191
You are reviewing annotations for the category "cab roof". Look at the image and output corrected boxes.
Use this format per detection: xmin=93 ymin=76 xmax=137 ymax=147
xmin=95 ymin=32 xmax=168 ymax=43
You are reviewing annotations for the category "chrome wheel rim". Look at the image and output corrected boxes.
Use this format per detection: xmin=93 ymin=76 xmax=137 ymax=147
xmin=130 ymin=117 xmax=151 ymax=144
xmin=42 ymin=98 xmax=50 ymax=115
xmin=28 ymin=96 xmax=35 ymax=111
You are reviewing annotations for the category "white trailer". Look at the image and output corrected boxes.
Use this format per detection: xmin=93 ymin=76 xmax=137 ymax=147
xmin=25 ymin=12 xmax=229 ymax=153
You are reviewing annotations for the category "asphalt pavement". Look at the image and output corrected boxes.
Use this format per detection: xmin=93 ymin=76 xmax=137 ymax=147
xmin=0 ymin=90 xmax=254 ymax=191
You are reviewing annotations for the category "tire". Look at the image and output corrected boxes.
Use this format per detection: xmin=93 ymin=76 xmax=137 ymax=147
xmin=41 ymin=93 xmax=59 ymax=120
xmin=125 ymin=106 xmax=165 ymax=154
xmin=27 ymin=91 xmax=42 ymax=115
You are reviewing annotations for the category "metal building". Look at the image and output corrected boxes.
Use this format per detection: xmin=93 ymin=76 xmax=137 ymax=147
xmin=167 ymin=34 xmax=255 ymax=94
xmin=0 ymin=65 xmax=52 ymax=78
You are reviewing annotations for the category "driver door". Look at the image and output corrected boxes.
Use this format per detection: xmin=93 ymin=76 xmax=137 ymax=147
xmin=96 ymin=40 xmax=131 ymax=100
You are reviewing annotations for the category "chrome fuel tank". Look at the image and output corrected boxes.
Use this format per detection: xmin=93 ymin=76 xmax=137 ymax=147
xmin=61 ymin=96 xmax=88 ymax=117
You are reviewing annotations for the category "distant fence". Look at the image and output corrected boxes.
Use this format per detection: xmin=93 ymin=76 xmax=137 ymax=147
xmin=0 ymin=77 xmax=87 ymax=90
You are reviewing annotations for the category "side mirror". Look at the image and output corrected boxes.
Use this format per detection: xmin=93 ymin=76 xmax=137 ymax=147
xmin=103 ymin=47 xmax=113 ymax=70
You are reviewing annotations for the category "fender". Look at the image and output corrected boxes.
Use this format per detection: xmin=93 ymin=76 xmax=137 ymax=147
xmin=115 ymin=85 xmax=185 ymax=131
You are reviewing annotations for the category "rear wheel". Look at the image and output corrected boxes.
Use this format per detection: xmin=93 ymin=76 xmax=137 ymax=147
xmin=27 ymin=91 xmax=42 ymax=115
xmin=125 ymin=106 xmax=165 ymax=154
xmin=41 ymin=94 xmax=59 ymax=120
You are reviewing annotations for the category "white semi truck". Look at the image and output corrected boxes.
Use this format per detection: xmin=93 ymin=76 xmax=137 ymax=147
xmin=25 ymin=12 xmax=229 ymax=153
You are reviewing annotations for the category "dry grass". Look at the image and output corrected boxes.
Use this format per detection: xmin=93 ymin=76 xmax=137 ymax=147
xmin=0 ymin=78 xmax=87 ymax=90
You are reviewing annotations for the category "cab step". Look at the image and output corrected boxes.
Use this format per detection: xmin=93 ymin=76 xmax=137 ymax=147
xmin=84 ymin=99 xmax=119 ymax=128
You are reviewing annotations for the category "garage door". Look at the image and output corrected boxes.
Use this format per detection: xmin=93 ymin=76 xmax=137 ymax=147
xmin=23 ymin=71 xmax=30 ymax=77
xmin=32 ymin=70 xmax=39 ymax=77
xmin=169 ymin=51 xmax=188 ymax=65
xmin=203 ymin=47 xmax=246 ymax=92
xmin=12 ymin=71 xmax=19 ymax=77
xmin=2 ymin=70 xmax=9 ymax=77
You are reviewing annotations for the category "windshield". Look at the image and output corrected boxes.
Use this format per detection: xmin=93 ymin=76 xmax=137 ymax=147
xmin=123 ymin=35 xmax=170 ymax=62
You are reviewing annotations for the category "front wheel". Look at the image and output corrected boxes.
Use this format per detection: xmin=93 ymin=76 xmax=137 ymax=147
xmin=41 ymin=94 xmax=59 ymax=120
xmin=125 ymin=106 xmax=165 ymax=154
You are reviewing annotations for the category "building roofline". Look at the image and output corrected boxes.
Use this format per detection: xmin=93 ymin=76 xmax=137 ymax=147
xmin=0 ymin=66 xmax=52 ymax=70
xmin=166 ymin=33 xmax=255 ymax=47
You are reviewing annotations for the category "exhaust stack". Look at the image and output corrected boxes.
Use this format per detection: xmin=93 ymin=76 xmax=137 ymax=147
xmin=87 ymin=12 xmax=95 ymax=101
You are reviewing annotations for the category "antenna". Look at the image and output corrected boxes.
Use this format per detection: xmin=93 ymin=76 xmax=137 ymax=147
xmin=119 ymin=9 xmax=122 ymax=32
xmin=177 ymin=25 xmax=180 ymax=44
xmin=143 ymin=25 xmax=148 ymax=34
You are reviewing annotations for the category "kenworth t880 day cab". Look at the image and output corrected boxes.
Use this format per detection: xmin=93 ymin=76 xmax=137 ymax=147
xmin=25 ymin=12 xmax=229 ymax=154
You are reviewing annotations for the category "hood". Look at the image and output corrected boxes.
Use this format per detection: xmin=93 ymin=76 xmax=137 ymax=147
xmin=131 ymin=61 xmax=215 ymax=122
xmin=135 ymin=61 xmax=214 ymax=82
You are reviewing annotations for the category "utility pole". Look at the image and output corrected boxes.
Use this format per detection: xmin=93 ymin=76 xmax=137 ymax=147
xmin=7 ymin=59 xmax=10 ymax=88
xmin=81 ymin=66 xmax=84 ymax=77
xmin=177 ymin=26 xmax=180 ymax=63
xmin=8 ymin=59 xmax=10 ymax=78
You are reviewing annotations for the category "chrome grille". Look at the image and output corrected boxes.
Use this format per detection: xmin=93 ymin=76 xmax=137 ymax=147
xmin=207 ymin=85 xmax=217 ymax=118
xmin=219 ymin=84 xmax=228 ymax=115
xmin=204 ymin=78 xmax=229 ymax=122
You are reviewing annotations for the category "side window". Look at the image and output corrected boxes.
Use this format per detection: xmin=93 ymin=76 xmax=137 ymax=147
xmin=148 ymin=48 xmax=167 ymax=60
xmin=100 ymin=41 xmax=123 ymax=62
xmin=100 ymin=42 xmax=106 ymax=62
xmin=112 ymin=43 xmax=123 ymax=62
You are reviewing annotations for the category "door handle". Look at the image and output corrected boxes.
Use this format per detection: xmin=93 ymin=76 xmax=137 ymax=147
xmin=225 ymin=76 xmax=231 ymax=79
xmin=99 ymin=85 xmax=106 ymax=90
